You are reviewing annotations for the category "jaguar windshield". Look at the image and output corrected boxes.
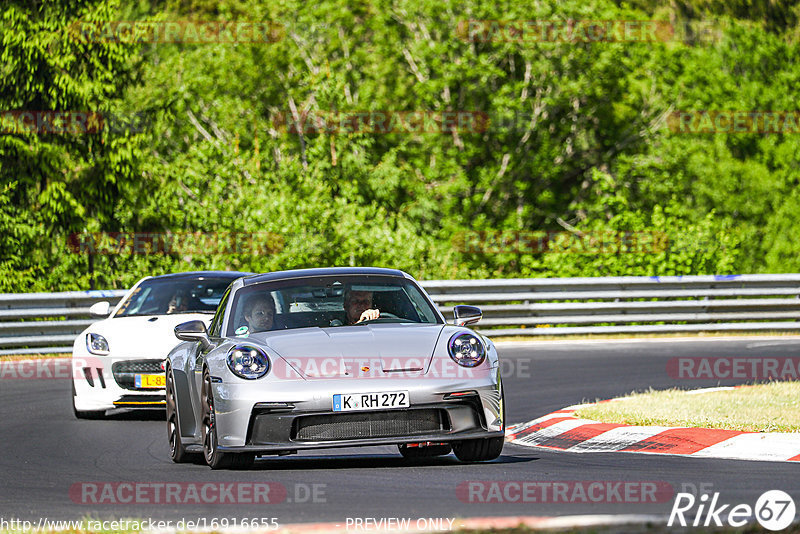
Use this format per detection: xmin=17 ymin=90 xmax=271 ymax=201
xmin=115 ymin=277 xmax=235 ymax=317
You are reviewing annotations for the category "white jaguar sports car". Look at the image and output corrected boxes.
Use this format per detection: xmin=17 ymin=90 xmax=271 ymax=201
xmin=71 ymin=271 xmax=251 ymax=418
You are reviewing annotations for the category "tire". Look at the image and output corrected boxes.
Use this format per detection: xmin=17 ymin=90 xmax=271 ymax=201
xmin=452 ymin=436 xmax=504 ymax=462
xmin=201 ymin=368 xmax=254 ymax=470
xmin=166 ymin=368 xmax=200 ymax=463
xmin=72 ymin=380 xmax=105 ymax=420
xmin=398 ymin=444 xmax=452 ymax=458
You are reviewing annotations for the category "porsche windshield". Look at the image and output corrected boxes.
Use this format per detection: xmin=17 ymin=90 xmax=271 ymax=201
xmin=227 ymin=275 xmax=442 ymax=336
xmin=115 ymin=277 xmax=234 ymax=317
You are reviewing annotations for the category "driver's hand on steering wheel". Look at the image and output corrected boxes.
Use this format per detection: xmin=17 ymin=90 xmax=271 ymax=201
xmin=356 ymin=308 xmax=380 ymax=323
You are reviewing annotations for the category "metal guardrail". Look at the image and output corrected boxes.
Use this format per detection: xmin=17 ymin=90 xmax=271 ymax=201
xmin=428 ymin=274 xmax=800 ymax=337
xmin=0 ymin=290 xmax=126 ymax=355
xmin=2 ymin=274 xmax=800 ymax=355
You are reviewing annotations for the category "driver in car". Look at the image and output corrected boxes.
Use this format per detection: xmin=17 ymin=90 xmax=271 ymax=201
xmin=166 ymin=289 xmax=189 ymax=314
xmin=344 ymin=289 xmax=380 ymax=324
xmin=242 ymin=294 xmax=275 ymax=333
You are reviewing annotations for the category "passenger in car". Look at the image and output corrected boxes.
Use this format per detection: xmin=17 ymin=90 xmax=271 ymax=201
xmin=166 ymin=289 xmax=189 ymax=314
xmin=243 ymin=294 xmax=276 ymax=333
xmin=344 ymin=289 xmax=380 ymax=324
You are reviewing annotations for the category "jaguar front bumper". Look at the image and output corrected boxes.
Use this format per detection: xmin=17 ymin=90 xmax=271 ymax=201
xmin=72 ymin=357 xmax=167 ymax=411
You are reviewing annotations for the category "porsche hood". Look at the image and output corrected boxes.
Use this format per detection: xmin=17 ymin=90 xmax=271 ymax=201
xmin=244 ymin=324 xmax=447 ymax=379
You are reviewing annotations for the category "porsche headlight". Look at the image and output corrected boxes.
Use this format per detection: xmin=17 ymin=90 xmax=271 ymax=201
xmin=226 ymin=345 xmax=270 ymax=379
xmin=448 ymin=332 xmax=486 ymax=367
xmin=86 ymin=333 xmax=110 ymax=355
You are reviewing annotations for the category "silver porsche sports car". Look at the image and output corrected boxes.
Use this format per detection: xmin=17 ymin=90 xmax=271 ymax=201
xmin=165 ymin=267 xmax=504 ymax=469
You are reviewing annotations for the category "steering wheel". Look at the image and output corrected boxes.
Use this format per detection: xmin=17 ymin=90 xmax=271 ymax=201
xmin=357 ymin=312 xmax=400 ymax=325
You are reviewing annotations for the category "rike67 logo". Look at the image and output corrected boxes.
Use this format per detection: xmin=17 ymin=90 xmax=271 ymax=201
xmin=668 ymin=490 xmax=796 ymax=531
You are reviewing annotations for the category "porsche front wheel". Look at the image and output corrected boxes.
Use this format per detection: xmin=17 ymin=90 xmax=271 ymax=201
xmin=201 ymin=368 xmax=254 ymax=469
xmin=452 ymin=436 xmax=504 ymax=462
xmin=166 ymin=368 xmax=199 ymax=463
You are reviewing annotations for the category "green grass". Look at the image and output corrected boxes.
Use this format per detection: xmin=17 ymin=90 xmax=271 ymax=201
xmin=575 ymin=382 xmax=800 ymax=433
xmin=0 ymin=353 xmax=70 ymax=361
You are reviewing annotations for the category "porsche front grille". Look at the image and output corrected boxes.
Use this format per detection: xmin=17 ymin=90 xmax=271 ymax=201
xmin=293 ymin=409 xmax=449 ymax=441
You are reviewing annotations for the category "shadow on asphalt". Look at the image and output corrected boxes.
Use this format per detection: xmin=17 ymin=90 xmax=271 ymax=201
xmin=102 ymin=409 xmax=165 ymax=421
xmin=245 ymin=453 xmax=538 ymax=471
xmin=94 ymin=409 xmax=541 ymax=471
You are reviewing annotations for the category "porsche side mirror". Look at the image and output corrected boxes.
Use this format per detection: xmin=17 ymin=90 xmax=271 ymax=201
xmin=88 ymin=301 xmax=111 ymax=317
xmin=175 ymin=320 xmax=211 ymax=348
xmin=453 ymin=305 xmax=482 ymax=327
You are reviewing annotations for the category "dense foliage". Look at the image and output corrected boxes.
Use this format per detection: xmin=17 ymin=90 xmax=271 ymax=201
xmin=1 ymin=0 xmax=798 ymax=290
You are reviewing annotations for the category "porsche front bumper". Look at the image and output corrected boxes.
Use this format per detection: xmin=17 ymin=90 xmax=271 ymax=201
xmin=209 ymin=375 xmax=504 ymax=452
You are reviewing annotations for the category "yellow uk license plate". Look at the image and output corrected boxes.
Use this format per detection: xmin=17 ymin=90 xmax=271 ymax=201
xmin=135 ymin=373 xmax=166 ymax=389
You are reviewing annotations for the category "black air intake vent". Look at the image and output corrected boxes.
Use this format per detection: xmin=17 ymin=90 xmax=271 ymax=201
xmin=294 ymin=409 xmax=449 ymax=441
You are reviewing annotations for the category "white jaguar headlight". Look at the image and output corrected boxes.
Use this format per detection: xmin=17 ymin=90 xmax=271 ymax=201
xmin=226 ymin=344 xmax=270 ymax=379
xmin=448 ymin=332 xmax=486 ymax=367
xmin=86 ymin=333 xmax=110 ymax=355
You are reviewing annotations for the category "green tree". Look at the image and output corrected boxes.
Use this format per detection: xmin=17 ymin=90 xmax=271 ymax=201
xmin=0 ymin=0 xmax=146 ymax=290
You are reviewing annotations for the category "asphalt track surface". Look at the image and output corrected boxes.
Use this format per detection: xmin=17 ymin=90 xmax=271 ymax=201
xmin=1 ymin=338 xmax=799 ymax=526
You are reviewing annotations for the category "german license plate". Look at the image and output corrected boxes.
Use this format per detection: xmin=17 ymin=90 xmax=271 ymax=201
xmin=135 ymin=373 xmax=166 ymax=389
xmin=333 ymin=391 xmax=409 ymax=412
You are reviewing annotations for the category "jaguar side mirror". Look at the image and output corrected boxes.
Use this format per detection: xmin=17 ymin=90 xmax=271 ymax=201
xmin=88 ymin=301 xmax=111 ymax=317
